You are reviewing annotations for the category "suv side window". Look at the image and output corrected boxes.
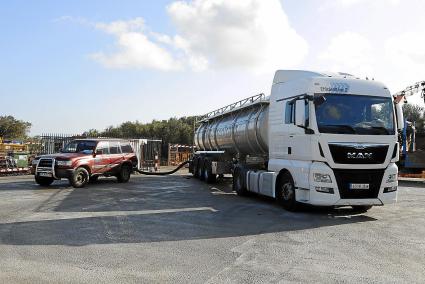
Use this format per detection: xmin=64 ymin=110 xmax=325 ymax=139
xmin=109 ymin=141 xmax=121 ymax=154
xmin=120 ymin=142 xmax=134 ymax=153
xmin=96 ymin=141 xmax=109 ymax=155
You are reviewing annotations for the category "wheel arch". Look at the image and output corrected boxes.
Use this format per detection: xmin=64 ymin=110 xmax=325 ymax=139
xmin=76 ymin=164 xmax=91 ymax=176
xmin=275 ymin=168 xmax=293 ymax=196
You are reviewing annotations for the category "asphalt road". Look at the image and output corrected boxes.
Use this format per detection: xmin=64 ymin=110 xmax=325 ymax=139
xmin=0 ymin=173 xmax=424 ymax=283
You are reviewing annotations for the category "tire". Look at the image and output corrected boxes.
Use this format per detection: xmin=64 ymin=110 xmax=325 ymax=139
xmin=89 ymin=175 xmax=99 ymax=183
xmin=35 ymin=176 xmax=54 ymax=186
xmin=117 ymin=164 xmax=131 ymax=183
xmin=204 ymin=160 xmax=217 ymax=184
xmin=198 ymin=158 xmax=205 ymax=181
xmin=276 ymin=172 xmax=299 ymax=211
xmin=352 ymin=205 xmax=372 ymax=213
xmin=193 ymin=158 xmax=200 ymax=178
xmin=70 ymin=167 xmax=89 ymax=188
xmin=233 ymin=167 xmax=248 ymax=196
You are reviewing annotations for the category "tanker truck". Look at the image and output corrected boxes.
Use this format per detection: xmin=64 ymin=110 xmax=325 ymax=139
xmin=190 ymin=70 xmax=404 ymax=212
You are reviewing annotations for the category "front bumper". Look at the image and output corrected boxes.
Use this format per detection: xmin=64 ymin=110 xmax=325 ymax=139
xmin=33 ymin=165 xmax=74 ymax=179
xmin=295 ymin=162 xmax=398 ymax=206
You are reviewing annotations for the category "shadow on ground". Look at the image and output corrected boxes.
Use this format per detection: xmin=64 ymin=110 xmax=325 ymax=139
xmin=0 ymin=174 xmax=376 ymax=246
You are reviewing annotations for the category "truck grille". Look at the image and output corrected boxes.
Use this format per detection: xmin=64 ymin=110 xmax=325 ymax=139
xmin=333 ymin=169 xmax=384 ymax=199
xmin=38 ymin=158 xmax=53 ymax=168
xmin=329 ymin=143 xmax=388 ymax=164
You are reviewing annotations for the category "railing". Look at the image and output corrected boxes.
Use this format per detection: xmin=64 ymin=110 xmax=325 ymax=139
xmin=198 ymin=93 xmax=267 ymax=122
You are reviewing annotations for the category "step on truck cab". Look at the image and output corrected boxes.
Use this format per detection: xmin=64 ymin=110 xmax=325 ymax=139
xmin=190 ymin=70 xmax=403 ymax=212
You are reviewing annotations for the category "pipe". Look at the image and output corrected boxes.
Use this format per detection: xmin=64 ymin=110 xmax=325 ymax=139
xmin=136 ymin=161 xmax=189 ymax=175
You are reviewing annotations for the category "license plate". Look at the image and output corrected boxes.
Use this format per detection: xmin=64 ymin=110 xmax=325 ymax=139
xmin=349 ymin=183 xmax=369 ymax=190
xmin=38 ymin=172 xmax=52 ymax=177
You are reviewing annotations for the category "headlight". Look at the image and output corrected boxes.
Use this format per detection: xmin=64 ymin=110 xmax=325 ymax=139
xmin=313 ymin=173 xmax=332 ymax=183
xmin=386 ymin=174 xmax=397 ymax=183
xmin=32 ymin=159 xmax=39 ymax=165
xmin=57 ymin=160 xmax=72 ymax=166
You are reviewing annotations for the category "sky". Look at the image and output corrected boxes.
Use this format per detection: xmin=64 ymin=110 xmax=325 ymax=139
xmin=1 ymin=0 xmax=425 ymax=135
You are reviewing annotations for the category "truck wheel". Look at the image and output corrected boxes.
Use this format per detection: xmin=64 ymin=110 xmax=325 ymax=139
xmin=233 ymin=167 xmax=247 ymax=196
xmin=117 ymin=164 xmax=131 ymax=183
xmin=35 ymin=176 xmax=54 ymax=186
xmin=276 ymin=172 xmax=299 ymax=211
xmin=70 ymin=167 xmax=89 ymax=188
xmin=352 ymin=205 xmax=372 ymax=213
xmin=204 ymin=161 xmax=216 ymax=184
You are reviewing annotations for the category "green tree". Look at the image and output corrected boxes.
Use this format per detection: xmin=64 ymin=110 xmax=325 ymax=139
xmin=403 ymin=104 xmax=425 ymax=133
xmin=89 ymin=116 xmax=198 ymax=145
xmin=0 ymin=115 xmax=32 ymax=139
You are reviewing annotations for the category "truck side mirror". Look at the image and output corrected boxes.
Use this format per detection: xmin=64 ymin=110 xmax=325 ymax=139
xmin=395 ymin=102 xmax=404 ymax=131
xmin=295 ymin=100 xmax=306 ymax=127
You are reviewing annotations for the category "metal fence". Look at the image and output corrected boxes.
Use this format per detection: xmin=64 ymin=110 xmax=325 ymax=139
xmin=39 ymin=133 xmax=82 ymax=155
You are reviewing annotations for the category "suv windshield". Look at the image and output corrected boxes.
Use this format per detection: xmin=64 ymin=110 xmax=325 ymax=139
xmin=62 ymin=140 xmax=96 ymax=153
xmin=315 ymin=94 xmax=395 ymax=135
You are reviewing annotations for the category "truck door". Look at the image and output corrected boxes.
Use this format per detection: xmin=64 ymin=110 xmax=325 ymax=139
xmin=287 ymin=99 xmax=312 ymax=161
xmin=93 ymin=141 xmax=110 ymax=175
xmin=108 ymin=141 xmax=123 ymax=173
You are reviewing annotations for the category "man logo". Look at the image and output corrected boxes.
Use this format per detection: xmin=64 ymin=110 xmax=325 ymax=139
xmin=347 ymin=152 xmax=373 ymax=159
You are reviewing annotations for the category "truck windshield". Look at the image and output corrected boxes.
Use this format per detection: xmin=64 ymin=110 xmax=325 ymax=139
xmin=315 ymin=94 xmax=395 ymax=135
xmin=62 ymin=140 xmax=96 ymax=153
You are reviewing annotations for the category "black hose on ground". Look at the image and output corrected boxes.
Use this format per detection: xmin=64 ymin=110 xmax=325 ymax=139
xmin=136 ymin=160 xmax=190 ymax=175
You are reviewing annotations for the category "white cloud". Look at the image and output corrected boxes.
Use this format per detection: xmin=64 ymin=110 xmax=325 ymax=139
xmin=339 ymin=0 xmax=400 ymax=6
xmin=90 ymin=0 xmax=308 ymax=72
xmin=326 ymin=0 xmax=400 ymax=8
xmin=318 ymin=32 xmax=375 ymax=78
xmin=167 ymin=0 xmax=308 ymax=71
xmin=91 ymin=18 xmax=183 ymax=71
xmin=384 ymin=32 xmax=425 ymax=105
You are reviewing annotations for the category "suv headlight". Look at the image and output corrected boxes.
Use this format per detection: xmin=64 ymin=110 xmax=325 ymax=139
xmin=386 ymin=174 xmax=397 ymax=183
xmin=313 ymin=173 xmax=332 ymax=183
xmin=57 ymin=160 xmax=72 ymax=166
xmin=32 ymin=159 xmax=39 ymax=165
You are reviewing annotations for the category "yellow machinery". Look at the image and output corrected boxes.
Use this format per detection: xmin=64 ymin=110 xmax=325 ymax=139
xmin=0 ymin=137 xmax=28 ymax=153
xmin=0 ymin=138 xmax=30 ymax=173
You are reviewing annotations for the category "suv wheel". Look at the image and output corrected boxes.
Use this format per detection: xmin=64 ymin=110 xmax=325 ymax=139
xmin=35 ymin=176 xmax=54 ymax=186
xmin=117 ymin=164 xmax=131 ymax=183
xmin=70 ymin=167 xmax=89 ymax=188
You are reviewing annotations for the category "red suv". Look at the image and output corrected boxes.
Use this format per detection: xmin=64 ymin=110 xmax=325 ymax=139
xmin=31 ymin=139 xmax=138 ymax=188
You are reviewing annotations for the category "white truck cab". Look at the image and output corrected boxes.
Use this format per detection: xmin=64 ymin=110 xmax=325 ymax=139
xmin=268 ymin=70 xmax=399 ymax=209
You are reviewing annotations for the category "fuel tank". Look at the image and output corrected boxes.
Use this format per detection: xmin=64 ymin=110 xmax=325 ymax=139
xmin=194 ymin=103 xmax=269 ymax=155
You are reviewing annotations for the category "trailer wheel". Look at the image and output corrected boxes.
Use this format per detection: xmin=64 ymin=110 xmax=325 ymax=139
xmin=193 ymin=157 xmax=201 ymax=178
xmin=233 ymin=167 xmax=247 ymax=196
xmin=35 ymin=176 xmax=54 ymax=186
xmin=198 ymin=158 xmax=205 ymax=181
xmin=276 ymin=172 xmax=299 ymax=211
xmin=204 ymin=160 xmax=216 ymax=184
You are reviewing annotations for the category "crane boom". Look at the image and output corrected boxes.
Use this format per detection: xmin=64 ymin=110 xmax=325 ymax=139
xmin=393 ymin=81 xmax=425 ymax=104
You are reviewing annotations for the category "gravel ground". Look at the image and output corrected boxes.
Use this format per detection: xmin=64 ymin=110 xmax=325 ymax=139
xmin=0 ymin=173 xmax=424 ymax=283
